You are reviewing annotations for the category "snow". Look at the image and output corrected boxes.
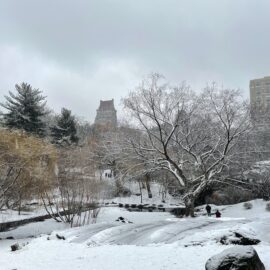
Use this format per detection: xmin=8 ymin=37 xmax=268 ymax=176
xmin=0 ymin=206 xmax=47 ymax=222
xmin=0 ymin=199 xmax=270 ymax=270
xmin=244 ymin=160 xmax=270 ymax=177
xmin=0 ymin=238 xmax=222 ymax=270
xmin=96 ymin=207 xmax=173 ymax=224
xmin=105 ymin=182 xmax=182 ymax=207
xmin=0 ymin=219 xmax=69 ymax=239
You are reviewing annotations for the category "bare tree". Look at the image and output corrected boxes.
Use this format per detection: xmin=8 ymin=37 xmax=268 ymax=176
xmin=123 ymin=74 xmax=252 ymax=216
xmin=41 ymin=145 xmax=102 ymax=227
xmin=92 ymin=123 xmax=162 ymax=199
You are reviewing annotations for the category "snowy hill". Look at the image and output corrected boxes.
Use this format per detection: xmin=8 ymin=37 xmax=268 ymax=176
xmin=0 ymin=199 xmax=270 ymax=269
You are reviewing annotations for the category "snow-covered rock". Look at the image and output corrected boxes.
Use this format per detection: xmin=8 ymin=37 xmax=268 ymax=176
xmin=220 ymin=231 xmax=261 ymax=246
xmin=205 ymin=246 xmax=265 ymax=270
xmin=115 ymin=216 xmax=133 ymax=223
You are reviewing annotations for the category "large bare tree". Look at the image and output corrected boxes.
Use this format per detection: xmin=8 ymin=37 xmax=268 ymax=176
xmin=123 ymin=74 xmax=251 ymax=216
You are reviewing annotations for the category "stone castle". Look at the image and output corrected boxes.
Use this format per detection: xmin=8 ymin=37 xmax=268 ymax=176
xmin=94 ymin=99 xmax=117 ymax=128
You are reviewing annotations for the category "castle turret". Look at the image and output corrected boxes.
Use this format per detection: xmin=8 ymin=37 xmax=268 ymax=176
xmin=94 ymin=99 xmax=117 ymax=128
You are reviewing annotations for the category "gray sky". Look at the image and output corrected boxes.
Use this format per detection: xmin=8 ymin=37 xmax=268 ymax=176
xmin=0 ymin=0 xmax=270 ymax=122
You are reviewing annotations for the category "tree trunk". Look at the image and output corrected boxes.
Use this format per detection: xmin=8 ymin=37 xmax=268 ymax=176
xmin=138 ymin=181 xmax=143 ymax=204
xmin=184 ymin=194 xmax=195 ymax=217
xmin=145 ymin=174 xmax=152 ymax=198
xmin=141 ymin=181 xmax=146 ymax=189
xmin=115 ymin=177 xmax=124 ymax=196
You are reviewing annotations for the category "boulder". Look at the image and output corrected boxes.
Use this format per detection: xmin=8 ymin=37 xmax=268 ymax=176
xmin=220 ymin=232 xmax=260 ymax=246
xmin=205 ymin=246 xmax=265 ymax=270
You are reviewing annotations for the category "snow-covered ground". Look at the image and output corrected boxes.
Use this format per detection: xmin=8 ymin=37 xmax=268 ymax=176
xmin=0 ymin=183 xmax=180 ymax=224
xmin=0 ymin=199 xmax=270 ymax=270
xmin=104 ymin=182 xmax=182 ymax=207
xmin=0 ymin=206 xmax=47 ymax=223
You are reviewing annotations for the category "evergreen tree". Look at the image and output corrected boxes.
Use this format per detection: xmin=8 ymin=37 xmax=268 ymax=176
xmin=51 ymin=108 xmax=78 ymax=146
xmin=0 ymin=83 xmax=48 ymax=136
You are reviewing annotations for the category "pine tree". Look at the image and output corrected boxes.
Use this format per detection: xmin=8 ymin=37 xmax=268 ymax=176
xmin=51 ymin=108 xmax=78 ymax=146
xmin=0 ymin=83 xmax=48 ymax=136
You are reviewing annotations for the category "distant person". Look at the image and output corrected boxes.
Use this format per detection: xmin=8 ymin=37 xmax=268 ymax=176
xmin=215 ymin=210 xmax=221 ymax=218
xmin=205 ymin=204 xmax=211 ymax=216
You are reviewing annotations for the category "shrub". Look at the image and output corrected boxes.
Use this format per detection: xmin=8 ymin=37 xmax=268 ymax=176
xmin=0 ymin=130 xmax=56 ymax=211
xmin=10 ymin=243 xmax=20 ymax=252
xmin=243 ymin=202 xmax=253 ymax=210
xmin=206 ymin=188 xmax=254 ymax=205
xmin=266 ymin=202 xmax=270 ymax=212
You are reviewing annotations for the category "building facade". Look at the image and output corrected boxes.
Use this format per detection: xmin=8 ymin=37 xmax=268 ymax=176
xmin=250 ymin=76 xmax=270 ymax=111
xmin=94 ymin=99 xmax=117 ymax=128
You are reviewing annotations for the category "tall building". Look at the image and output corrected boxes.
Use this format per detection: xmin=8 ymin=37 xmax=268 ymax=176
xmin=94 ymin=99 xmax=117 ymax=128
xmin=250 ymin=76 xmax=270 ymax=111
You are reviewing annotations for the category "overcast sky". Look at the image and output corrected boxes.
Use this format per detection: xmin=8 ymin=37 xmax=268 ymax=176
xmin=0 ymin=0 xmax=270 ymax=122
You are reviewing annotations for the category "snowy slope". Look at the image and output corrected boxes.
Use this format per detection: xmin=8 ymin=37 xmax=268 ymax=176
xmin=0 ymin=199 xmax=270 ymax=270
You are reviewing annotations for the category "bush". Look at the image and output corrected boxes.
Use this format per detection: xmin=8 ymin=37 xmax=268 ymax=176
xmin=0 ymin=130 xmax=56 ymax=211
xmin=10 ymin=243 xmax=20 ymax=252
xmin=243 ymin=202 xmax=253 ymax=210
xmin=266 ymin=202 xmax=270 ymax=212
xmin=206 ymin=188 xmax=254 ymax=205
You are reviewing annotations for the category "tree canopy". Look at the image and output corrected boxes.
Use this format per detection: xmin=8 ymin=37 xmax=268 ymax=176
xmin=50 ymin=108 xmax=78 ymax=146
xmin=122 ymin=74 xmax=252 ymax=216
xmin=0 ymin=82 xmax=48 ymax=136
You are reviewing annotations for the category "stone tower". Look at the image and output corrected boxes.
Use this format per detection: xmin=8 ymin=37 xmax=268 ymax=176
xmin=94 ymin=99 xmax=117 ymax=128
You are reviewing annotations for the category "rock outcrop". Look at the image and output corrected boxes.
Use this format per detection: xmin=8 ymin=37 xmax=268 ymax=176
xmin=220 ymin=232 xmax=261 ymax=246
xmin=205 ymin=246 xmax=265 ymax=270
